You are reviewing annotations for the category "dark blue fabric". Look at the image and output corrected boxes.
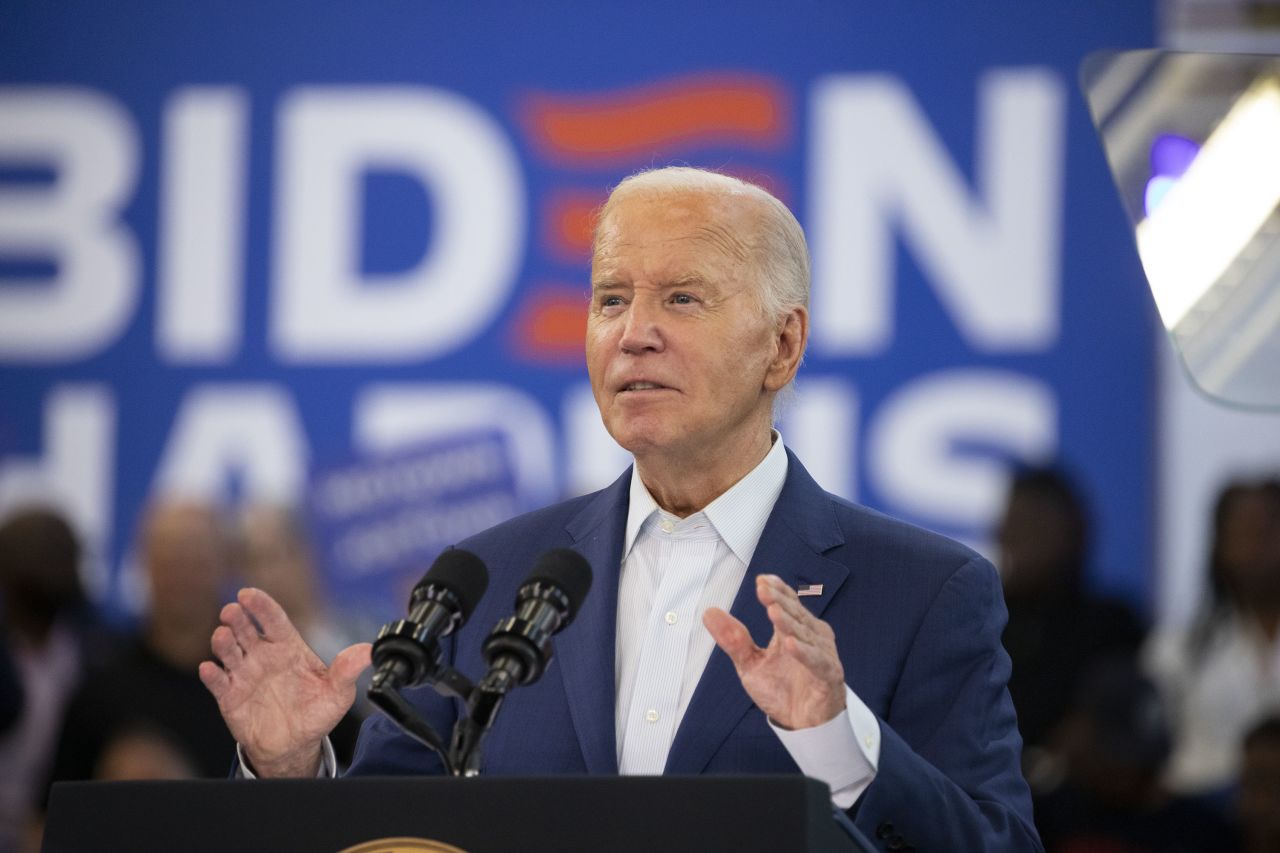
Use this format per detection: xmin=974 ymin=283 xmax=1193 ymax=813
xmin=348 ymin=450 xmax=1042 ymax=851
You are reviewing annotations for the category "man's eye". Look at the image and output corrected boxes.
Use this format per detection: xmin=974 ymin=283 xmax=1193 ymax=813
xmin=600 ymin=296 xmax=624 ymax=308
xmin=671 ymin=293 xmax=696 ymax=305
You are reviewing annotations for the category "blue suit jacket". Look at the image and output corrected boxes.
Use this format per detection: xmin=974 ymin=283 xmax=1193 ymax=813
xmin=348 ymin=450 xmax=1042 ymax=851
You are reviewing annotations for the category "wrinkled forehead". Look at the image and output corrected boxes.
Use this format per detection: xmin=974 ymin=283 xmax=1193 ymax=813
xmin=592 ymin=188 xmax=761 ymax=272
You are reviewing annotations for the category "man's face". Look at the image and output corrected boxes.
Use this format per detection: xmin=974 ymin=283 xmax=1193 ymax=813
xmin=586 ymin=189 xmax=792 ymax=464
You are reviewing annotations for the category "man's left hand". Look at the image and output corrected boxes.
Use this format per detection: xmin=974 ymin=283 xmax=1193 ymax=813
xmin=703 ymin=574 xmax=846 ymax=730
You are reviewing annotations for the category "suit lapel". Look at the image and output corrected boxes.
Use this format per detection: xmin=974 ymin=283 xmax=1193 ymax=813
xmin=554 ymin=470 xmax=630 ymax=774
xmin=664 ymin=451 xmax=851 ymax=775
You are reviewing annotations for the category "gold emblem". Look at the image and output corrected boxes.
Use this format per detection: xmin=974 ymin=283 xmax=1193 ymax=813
xmin=338 ymin=838 xmax=469 ymax=853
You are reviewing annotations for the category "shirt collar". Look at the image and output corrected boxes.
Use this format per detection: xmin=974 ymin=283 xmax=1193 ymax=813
xmin=623 ymin=431 xmax=789 ymax=566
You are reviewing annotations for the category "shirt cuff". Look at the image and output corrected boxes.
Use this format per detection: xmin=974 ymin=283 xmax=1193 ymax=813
xmin=768 ymin=685 xmax=880 ymax=809
xmin=235 ymin=737 xmax=337 ymax=779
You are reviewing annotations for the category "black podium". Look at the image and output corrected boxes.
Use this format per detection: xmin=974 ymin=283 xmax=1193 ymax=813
xmin=43 ymin=775 xmax=872 ymax=852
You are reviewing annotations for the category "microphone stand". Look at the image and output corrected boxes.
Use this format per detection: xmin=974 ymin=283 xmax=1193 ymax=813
xmin=366 ymin=684 xmax=454 ymax=773
xmin=447 ymin=660 xmax=522 ymax=776
xmin=369 ymin=657 xmax=508 ymax=778
xmin=367 ymin=615 xmax=479 ymax=777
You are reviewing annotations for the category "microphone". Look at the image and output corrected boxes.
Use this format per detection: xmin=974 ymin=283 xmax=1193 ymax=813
xmin=449 ymin=549 xmax=592 ymax=774
xmin=370 ymin=548 xmax=489 ymax=691
xmin=480 ymin=548 xmax=593 ymax=688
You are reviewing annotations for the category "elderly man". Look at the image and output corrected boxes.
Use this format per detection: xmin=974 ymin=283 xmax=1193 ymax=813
xmin=201 ymin=167 xmax=1041 ymax=851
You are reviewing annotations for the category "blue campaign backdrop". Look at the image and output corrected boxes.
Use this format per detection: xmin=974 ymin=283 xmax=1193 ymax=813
xmin=0 ymin=2 xmax=1156 ymax=623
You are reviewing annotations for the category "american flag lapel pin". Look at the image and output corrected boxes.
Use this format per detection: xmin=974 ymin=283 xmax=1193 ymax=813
xmin=796 ymin=582 xmax=824 ymax=597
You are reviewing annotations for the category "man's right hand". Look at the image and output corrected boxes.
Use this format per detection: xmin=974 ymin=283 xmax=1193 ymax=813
xmin=198 ymin=587 xmax=372 ymax=778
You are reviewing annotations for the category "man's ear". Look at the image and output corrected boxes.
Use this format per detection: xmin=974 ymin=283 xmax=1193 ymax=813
xmin=763 ymin=306 xmax=808 ymax=393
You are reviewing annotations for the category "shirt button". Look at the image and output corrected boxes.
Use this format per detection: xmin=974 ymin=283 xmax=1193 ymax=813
xmin=864 ymin=736 xmax=875 ymax=749
xmin=660 ymin=519 xmax=674 ymax=533
xmin=645 ymin=709 xmax=660 ymax=723
xmin=664 ymin=611 xmax=678 ymax=625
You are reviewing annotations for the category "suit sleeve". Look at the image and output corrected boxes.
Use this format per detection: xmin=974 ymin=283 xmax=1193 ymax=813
xmin=850 ymin=556 xmax=1043 ymax=852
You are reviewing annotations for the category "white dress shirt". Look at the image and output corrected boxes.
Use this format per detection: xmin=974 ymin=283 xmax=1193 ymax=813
xmin=615 ymin=434 xmax=880 ymax=807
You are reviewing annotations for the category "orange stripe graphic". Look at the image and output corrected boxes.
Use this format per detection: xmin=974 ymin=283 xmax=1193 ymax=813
xmin=544 ymin=190 xmax=605 ymax=261
xmin=523 ymin=74 xmax=788 ymax=164
xmin=511 ymin=286 xmax=589 ymax=364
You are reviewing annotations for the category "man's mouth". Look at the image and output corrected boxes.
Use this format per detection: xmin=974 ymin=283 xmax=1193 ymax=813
xmin=619 ymin=381 xmax=670 ymax=393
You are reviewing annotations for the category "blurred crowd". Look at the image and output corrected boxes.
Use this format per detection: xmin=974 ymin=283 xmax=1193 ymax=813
xmin=0 ymin=500 xmax=364 ymax=853
xmin=1 ymin=468 xmax=1278 ymax=852
xmin=999 ymin=468 xmax=1280 ymax=853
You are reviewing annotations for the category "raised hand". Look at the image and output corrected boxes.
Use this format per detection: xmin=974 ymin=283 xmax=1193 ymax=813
xmin=198 ymin=587 xmax=371 ymax=778
xmin=702 ymin=574 xmax=846 ymax=730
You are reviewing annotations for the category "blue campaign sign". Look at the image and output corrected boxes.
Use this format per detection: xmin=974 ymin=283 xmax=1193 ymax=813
xmin=307 ymin=430 xmax=523 ymax=620
xmin=0 ymin=2 xmax=1157 ymax=621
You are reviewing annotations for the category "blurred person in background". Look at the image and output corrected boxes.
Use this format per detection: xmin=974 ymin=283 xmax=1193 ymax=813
xmin=18 ymin=724 xmax=201 ymax=853
xmin=0 ymin=508 xmax=96 ymax=853
xmin=47 ymin=500 xmax=235 ymax=789
xmin=92 ymin=722 xmax=198 ymax=783
xmin=1238 ymin=716 xmax=1280 ymax=853
xmin=235 ymin=503 xmax=365 ymax=765
xmin=996 ymin=466 xmax=1146 ymax=773
xmin=237 ymin=504 xmax=350 ymax=669
xmin=1145 ymin=477 xmax=1280 ymax=799
xmin=1032 ymin=657 xmax=1236 ymax=853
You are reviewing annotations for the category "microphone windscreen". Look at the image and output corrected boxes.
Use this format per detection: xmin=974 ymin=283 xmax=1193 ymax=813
xmin=526 ymin=549 xmax=593 ymax=622
xmin=413 ymin=549 xmax=489 ymax=620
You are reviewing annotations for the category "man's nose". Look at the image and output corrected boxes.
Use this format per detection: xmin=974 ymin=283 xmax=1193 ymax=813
xmin=619 ymin=295 xmax=664 ymax=354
